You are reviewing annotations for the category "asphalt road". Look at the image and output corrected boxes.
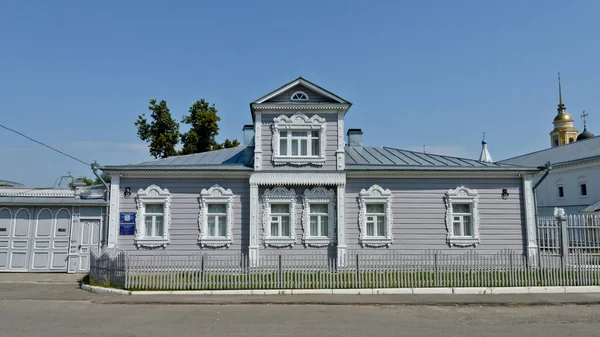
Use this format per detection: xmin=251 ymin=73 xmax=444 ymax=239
xmin=1 ymin=300 xmax=600 ymax=337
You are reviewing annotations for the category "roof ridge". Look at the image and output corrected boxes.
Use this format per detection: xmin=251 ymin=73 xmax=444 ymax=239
xmin=498 ymin=135 xmax=600 ymax=163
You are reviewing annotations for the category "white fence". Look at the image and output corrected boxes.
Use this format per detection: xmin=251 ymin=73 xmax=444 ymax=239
xmin=89 ymin=213 xmax=600 ymax=291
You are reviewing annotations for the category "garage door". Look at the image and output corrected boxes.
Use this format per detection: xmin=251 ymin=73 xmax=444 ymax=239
xmin=0 ymin=207 xmax=71 ymax=272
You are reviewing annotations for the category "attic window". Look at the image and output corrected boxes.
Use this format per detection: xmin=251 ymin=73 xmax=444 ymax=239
xmin=291 ymin=91 xmax=309 ymax=101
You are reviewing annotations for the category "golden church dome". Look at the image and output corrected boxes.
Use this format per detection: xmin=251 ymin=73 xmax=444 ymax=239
xmin=554 ymin=113 xmax=573 ymax=123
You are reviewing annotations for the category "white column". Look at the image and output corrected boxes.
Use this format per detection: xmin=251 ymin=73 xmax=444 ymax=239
xmin=107 ymin=175 xmax=120 ymax=249
xmin=336 ymin=111 xmax=345 ymax=171
xmin=523 ymin=175 xmax=538 ymax=267
xmin=254 ymin=113 xmax=262 ymax=171
xmin=249 ymin=184 xmax=259 ymax=266
xmin=337 ymin=184 xmax=347 ymax=267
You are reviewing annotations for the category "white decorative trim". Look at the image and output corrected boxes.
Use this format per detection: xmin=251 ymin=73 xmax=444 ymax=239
xmin=302 ymin=187 xmax=336 ymax=247
xmin=271 ymin=113 xmax=326 ymax=166
xmin=262 ymin=187 xmax=297 ymax=247
xmin=198 ymin=185 xmax=234 ymax=248
xmin=252 ymin=104 xmax=350 ymax=110
xmin=254 ymin=113 xmax=262 ymax=171
xmin=108 ymin=175 xmax=120 ymax=248
xmin=101 ymin=170 xmax=252 ymax=177
xmin=250 ymin=172 xmax=345 ymax=186
xmin=290 ymin=91 xmax=309 ymax=101
xmin=358 ymin=185 xmax=393 ymax=247
xmin=336 ymin=111 xmax=345 ymax=171
xmin=135 ymin=184 xmax=171 ymax=248
xmin=444 ymin=186 xmax=480 ymax=247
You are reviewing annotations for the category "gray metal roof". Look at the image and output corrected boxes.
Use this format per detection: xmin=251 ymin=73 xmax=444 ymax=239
xmin=498 ymin=136 xmax=600 ymax=167
xmin=103 ymin=144 xmax=535 ymax=172
xmin=345 ymin=146 xmax=535 ymax=171
xmin=581 ymin=199 xmax=600 ymax=213
xmin=102 ymin=146 xmax=254 ymax=171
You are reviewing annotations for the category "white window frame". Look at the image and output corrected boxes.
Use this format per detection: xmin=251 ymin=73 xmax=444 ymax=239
xmin=578 ymin=175 xmax=588 ymax=198
xmin=290 ymin=91 xmax=309 ymax=101
xmin=358 ymin=185 xmax=393 ymax=247
xmin=444 ymin=186 xmax=480 ymax=247
xmin=198 ymin=185 xmax=234 ymax=248
xmin=262 ymin=187 xmax=297 ymax=247
xmin=302 ymin=187 xmax=336 ymax=247
xmin=271 ymin=113 xmax=326 ymax=166
xmin=135 ymin=184 xmax=171 ymax=248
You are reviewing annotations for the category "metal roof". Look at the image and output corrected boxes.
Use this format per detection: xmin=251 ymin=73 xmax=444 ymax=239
xmin=101 ymin=146 xmax=254 ymax=171
xmin=0 ymin=179 xmax=23 ymax=187
xmin=498 ymin=136 xmax=600 ymax=167
xmin=103 ymin=145 xmax=535 ymax=172
xmin=345 ymin=146 xmax=534 ymax=171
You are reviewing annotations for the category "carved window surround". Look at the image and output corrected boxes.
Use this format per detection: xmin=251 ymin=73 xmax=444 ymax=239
xmin=198 ymin=185 xmax=234 ymax=248
xmin=444 ymin=186 xmax=480 ymax=247
xmin=262 ymin=187 xmax=297 ymax=247
xmin=358 ymin=185 xmax=393 ymax=247
xmin=271 ymin=113 xmax=326 ymax=166
xmin=135 ymin=184 xmax=171 ymax=248
xmin=302 ymin=187 xmax=336 ymax=247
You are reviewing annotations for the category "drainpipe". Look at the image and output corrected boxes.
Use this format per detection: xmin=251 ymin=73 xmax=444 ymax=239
xmin=532 ymin=161 xmax=552 ymax=219
xmin=91 ymin=161 xmax=110 ymax=250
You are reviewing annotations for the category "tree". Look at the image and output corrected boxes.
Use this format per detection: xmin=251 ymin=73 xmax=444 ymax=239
xmin=135 ymin=99 xmax=180 ymax=159
xmin=180 ymin=99 xmax=224 ymax=154
xmin=68 ymin=177 xmax=94 ymax=188
xmin=221 ymin=139 xmax=241 ymax=149
xmin=94 ymin=172 xmax=111 ymax=185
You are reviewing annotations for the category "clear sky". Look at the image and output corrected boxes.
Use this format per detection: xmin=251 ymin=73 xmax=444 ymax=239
xmin=1 ymin=0 xmax=599 ymax=186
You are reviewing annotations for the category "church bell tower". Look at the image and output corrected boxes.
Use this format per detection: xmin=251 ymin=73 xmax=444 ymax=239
xmin=549 ymin=73 xmax=578 ymax=147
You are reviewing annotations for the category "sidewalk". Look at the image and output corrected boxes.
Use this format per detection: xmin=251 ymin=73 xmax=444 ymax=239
xmin=0 ymin=273 xmax=83 ymax=284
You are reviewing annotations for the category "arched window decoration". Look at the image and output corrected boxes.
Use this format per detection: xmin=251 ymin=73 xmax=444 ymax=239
xmin=0 ymin=208 xmax=11 ymax=237
xmin=262 ymin=187 xmax=297 ymax=247
xmin=444 ymin=186 xmax=480 ymax=247
xmin=198 ymin=185 xmax=235 ymax=248
xmin=290 ymin=91 xmax=309 ymax=101
xmin=302 ymin=187 xmax=336 ymax=247
xmin=358 ymin=185 xmax=393 ymax=247
xmin=271 ymin=112 xmax=327 ymax=166
xmin=135 ymin=184 xmax=171 ymax=248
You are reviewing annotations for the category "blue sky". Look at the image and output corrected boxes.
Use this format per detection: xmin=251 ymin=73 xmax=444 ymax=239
xmin=1 ymin=0 xmax=599 ymax=186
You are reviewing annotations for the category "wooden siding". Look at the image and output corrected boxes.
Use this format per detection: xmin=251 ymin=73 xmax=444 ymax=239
xmin=260 ymin=112 xmax=339 ymax=171
xmin=117 ymin=178 xmax=249 ymax=256
xmin=345 ymin=178 xmax=526 ymax=254
xmin=266 ymin=85 xmax=335 ymax=103
xmin=258 ymin=185 xmax=337 ymax=257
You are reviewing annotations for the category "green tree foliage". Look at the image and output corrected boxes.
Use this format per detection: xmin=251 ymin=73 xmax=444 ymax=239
xmin=135 ymin=99 xmax=180 ymax=159
xmin=68 ymin=176 xmax=94 ymax=188
xmin=180 ymin=99 xmax=225 ymax=154
xmin=94 ymin=172 xmax=111 ymax=185
xmin=220 ymin=139 xmax=241 ymax=149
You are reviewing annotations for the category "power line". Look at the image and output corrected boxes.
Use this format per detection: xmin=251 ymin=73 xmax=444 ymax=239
xmin=0 ymin=123 xmax=90 ymax=166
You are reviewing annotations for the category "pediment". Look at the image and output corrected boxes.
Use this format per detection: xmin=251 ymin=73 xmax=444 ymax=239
xmin=253 ymin=77 xmax=350 ymax=104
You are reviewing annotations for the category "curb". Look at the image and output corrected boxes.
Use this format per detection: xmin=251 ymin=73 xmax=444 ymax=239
xmin=81 ymin=284 xmax=600 ymax=296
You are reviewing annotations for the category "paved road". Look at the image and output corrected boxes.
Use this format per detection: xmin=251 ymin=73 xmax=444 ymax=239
xmin=1 ymin=281 xmax=600 ymax=336
xmin=1 ymin=300 xmax=599 ymax=337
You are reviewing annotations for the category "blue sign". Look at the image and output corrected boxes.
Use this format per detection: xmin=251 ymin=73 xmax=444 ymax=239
xmin=120 ymin=223 xmax=135 ymax=235
xmin=120 ymin=212 xmax=136 ymax=224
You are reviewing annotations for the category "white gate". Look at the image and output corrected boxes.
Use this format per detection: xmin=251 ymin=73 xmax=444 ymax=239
xmin=68 ymin=218 xmax=101 ymax=273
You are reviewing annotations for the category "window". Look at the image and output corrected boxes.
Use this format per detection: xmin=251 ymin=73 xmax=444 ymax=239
xmin=271 ymin=113 xmax=326 ymax=166
xmin=558 ymin=186 xmax=565 ymax=198
xmin=135 ymin=184 xmax=171 ymax=248
xmin=358 ymin=185 xmax=393 ymax=247
xmin=279 ymin=131 xmax=320 ymax=157
xmin=302 ymin=187 xmax=336 ymax=247
xmin=581 ymin=184 xmax=588 ymax=196
xmin=444 ymin=186 xmax=480 ymax=247
xmin=569 ymin=138 xmax=575 ymax=143
xmin=290 ymin=91 xmax=309 ymax=101
xmin=262 ymin=187 xmax=297 ymax=247
xmin=366 ymin=204 xmax=386 ymax=237
xmin=198 ymin=185 xmax=234 ymax=248
xmin=451 ymin=204 xmax=473 ymax=237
